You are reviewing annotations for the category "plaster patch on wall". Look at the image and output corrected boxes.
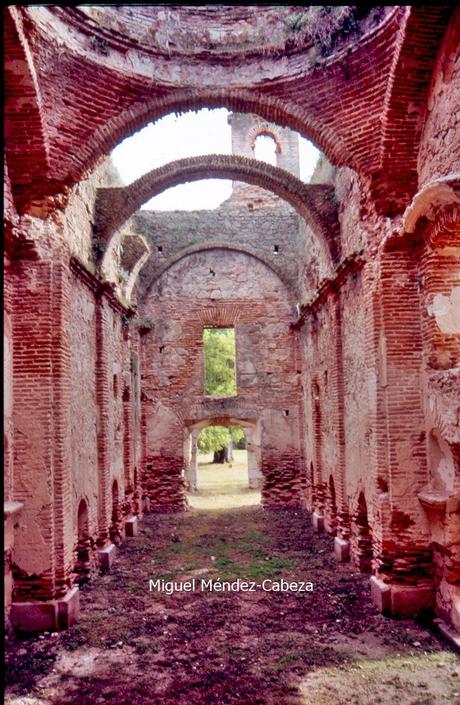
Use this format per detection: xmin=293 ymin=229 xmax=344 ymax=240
xmin=428 ymin=286 xmax=460 ymax=333
xmin=392 ymin=439 xmax=419 ymax=498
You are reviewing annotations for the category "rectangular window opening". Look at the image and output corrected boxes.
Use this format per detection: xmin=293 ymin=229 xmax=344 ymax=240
xmin=203 ymin=326 xmax=237 ymax=398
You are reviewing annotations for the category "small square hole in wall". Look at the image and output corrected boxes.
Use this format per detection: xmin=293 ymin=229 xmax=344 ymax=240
xmin=284 ymin=409 xmax=289 ymax=416
xmin=157 ymin=245 xmax=163 ymax=253
xmin=273 ymin=245 xmax=280 ymax=255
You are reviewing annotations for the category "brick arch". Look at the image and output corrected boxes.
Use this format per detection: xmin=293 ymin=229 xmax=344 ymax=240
xmin=79 ymin=88 xmax=351 ymax=190
xmin=4 ymin=8 xmax=50 ymax=214
xmin=77 ymin=497 xmax=89 ymax=540
xmin=94 ymin=154 xmax=340 ymax=266
xmin=8 ymin=7 xmax=448 ymax=216
xmin=373 ymin=5 xmax=453 ymax=214
xmin=248 ymin=124 xmax=284 ymax=156
xmin=139 ymin=242 xmax=295 ymax=301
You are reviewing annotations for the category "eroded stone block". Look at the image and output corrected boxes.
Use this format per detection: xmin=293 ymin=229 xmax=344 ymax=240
xmin=433 ymin=618 xmax=460 ymax=653
xmin=125 ymin=516 xmax=139 ymax=537
xmin=312 ymin=512 xmax=324 ymax=531
xmin=57 ymin=586 xmax=80 ymax=630
xmin=97 ymin=543 xmax=116 ymax=572
xmin=370 ymin=575 xmax=391 ymax=614
xmin=11 ymin=600 xmax=58 ymax=633
xmin=390 ymin=583 xmax=435 ymax=617
xmin=334 ymin=537 xmax=350 ymax=562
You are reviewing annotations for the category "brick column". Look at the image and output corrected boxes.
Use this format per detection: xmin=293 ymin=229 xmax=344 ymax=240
xmin=50 ymin=263 xmax=74 ymax=598
xmin=370 ymin=243 xmax=434 ymax=617
xmin=95 ymin=295 xmax=112 ymax=547
xmin=359 ymin=257 xmax=391 ymax=575
xmin=122 ymin=331 xmax=135 ymax=511
xmin=331 ymin=290 xmax=350 ymax=542
xmin=311 ymin=374 xmax=327 ymax=521
xmin=4 ymin=254 xmax=14 ymax=502
xmin=10 ymin=257 xmax=78 ymax=631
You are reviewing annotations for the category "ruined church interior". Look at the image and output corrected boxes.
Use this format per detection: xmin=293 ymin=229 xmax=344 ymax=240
xmin=4 ymin=5 xmax=460 ymax=704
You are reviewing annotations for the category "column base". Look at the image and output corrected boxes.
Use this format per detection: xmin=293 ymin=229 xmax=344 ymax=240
xmin=391 ymin=583 xmax=435 ymax=617
xmin=370 ymin=575 xmax=392 ymax=614
xmin=433 ymin=618 xmax=460 ymax=653
xmin=334 ymin=537 xmax=350 ymax=562
xmin=125 ymin=516 xmax=139 ymax=537
xmin=97 ymin=543 xmax=116 ymax=572
xmin=370 ymin=575 xmax=435 ymax=617
xmin=11 ymin=586 xmax=80 ymax=633
xmin=312 ymin=512 xmax=324 ymax=531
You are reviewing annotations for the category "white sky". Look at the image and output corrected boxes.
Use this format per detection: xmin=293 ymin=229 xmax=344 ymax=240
xmin=111 ymin=108 xmax=320 ymax=211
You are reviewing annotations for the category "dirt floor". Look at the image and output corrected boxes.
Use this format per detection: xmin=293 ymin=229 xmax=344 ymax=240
xmin=5 ymin=463 xmax=460 ymax=705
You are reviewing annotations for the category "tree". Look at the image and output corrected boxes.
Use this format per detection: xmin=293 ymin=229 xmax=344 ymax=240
xmin=201 ymin=327 xmax=240 ymax=462
xmin=197 ymin=425 xmax=245 ymax=463
xmin=198 ymin=426 xmax=229 ymax=454
xmin=203 ymin=327 xmax=237 ymax=397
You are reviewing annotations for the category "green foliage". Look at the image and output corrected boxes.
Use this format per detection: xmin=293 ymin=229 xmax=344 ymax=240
xmin=203 ymin=327 xmax=236 ymax=397
xmin=198 ymin=425 xmax=229 ymax=453
xmin=230 ymin=426 xmax=245 ymax=446
xmin=284 ymin=6 xmax=358 ymax=55
xmin=197 ymin=425 xmax=245 ymax=453
xmin=200 ymin=327 xmax=242 ymax=454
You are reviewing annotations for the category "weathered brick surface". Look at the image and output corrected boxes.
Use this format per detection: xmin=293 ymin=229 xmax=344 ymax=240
xmin=94 ymin=155 xmax=340 ymax=265
xmin=69 ymin=276 xmax=99 ymax=547
xmin=3 ymin=5 xmax=460 ymax=633
xmin=6 ymin=7 xmax=452 ymax=217
xmin=131 ymin=208 xmax=303 ymax=299
xmin=139 ymin=250 xmax=303 ymax=510
xmin=4 ymin=255 xmax=15 ymax=502
xmin=418 ymin=9 xmax=460 ymax=187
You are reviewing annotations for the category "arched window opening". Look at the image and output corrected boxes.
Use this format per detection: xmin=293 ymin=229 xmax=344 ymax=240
xmin=77 ymin=499 xmax=89 ymax=541
xmin=75 ymin=499 xmax=92 ymax=583
xmin=110 ymin=479 xmax=123 ymax=546
xmin=351 ymin=492 xmax=373 ymax=574
xmin=254 ymin=133 xmax=278 ymax=166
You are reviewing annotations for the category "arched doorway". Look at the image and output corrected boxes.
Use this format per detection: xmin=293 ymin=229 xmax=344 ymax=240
xmin=74 ymin=498 xmax=92 ymax=583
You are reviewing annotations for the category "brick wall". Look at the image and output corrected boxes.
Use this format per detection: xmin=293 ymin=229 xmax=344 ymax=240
xmin=70 ymin=277 xmax=99 ymax=546
xmin=132 ymin=207 xmax=302 ymax=298
xmin=3 ymin=4 xmax=459 ymax=632
xmin=418 ymin=9 xmax=460 ymax=187
xmin=139 ymin=249 xmax=303 ymax=510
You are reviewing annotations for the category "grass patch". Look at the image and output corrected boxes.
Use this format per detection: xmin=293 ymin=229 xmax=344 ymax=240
xmin=213 ymin=555 xmax=296 ymax=581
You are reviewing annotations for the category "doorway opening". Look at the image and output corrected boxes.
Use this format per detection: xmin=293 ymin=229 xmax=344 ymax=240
xmin=187 ymin=423 xmax=261 ymax=509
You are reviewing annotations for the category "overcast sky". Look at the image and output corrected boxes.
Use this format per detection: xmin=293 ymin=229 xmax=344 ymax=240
xmin=111 ymin=108 xmax=320 ymax=211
